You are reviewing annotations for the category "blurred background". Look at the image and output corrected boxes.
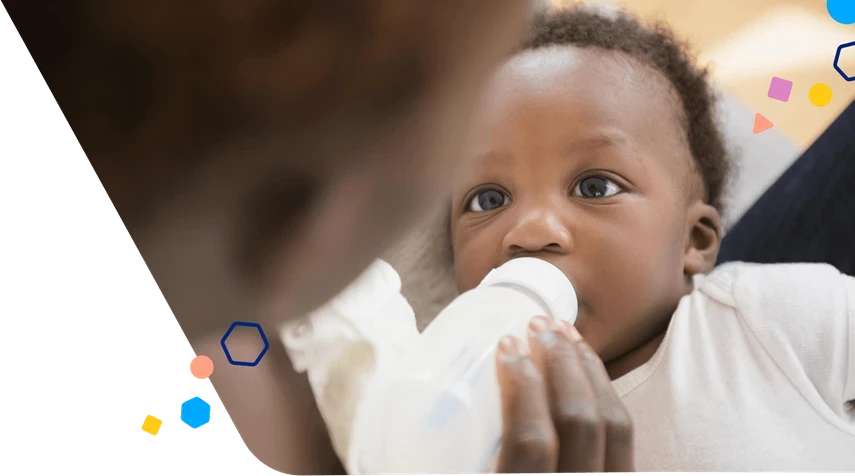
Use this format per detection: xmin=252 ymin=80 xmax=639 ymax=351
xmin=551 ymin=0 xmax=855 ymax=147
xmin=549 ymin=0 xmax=855 ymax=225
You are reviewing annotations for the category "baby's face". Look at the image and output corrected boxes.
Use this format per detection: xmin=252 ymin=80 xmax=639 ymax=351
xmin=451 ymin=47 xmax=720 ymax=364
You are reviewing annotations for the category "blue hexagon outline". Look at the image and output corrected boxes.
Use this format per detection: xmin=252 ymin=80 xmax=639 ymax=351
xmin=181 ymin=396 xmax=211 ymax=429
xmin=220 ymin=321 xmax=270 ymax=367
xmin=833 ymin=41 xmax=855 ymax=82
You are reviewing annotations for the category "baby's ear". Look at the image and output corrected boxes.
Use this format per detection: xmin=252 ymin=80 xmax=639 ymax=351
xmin=684 ymin=201 xmax=721 ymax=276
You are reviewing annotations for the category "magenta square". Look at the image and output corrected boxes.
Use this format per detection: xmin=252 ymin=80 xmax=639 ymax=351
xmin=767 ymin=77 xmax=793 ymax=102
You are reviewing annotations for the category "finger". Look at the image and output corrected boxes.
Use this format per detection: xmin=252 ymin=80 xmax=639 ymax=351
xmin=528 ymin=317 xmax=606 ymax=472
xmin=494 ymin=335 xmax=558 ymax=473
xmin=562 ymin=321 xmax=635 ymax=472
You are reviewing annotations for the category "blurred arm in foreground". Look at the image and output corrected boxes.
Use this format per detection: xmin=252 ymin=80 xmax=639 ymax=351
xmin=4 ymin=0 xmax=534 ymax=472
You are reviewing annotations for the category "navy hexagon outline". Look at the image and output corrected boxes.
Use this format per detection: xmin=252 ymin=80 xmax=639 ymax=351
xmin=833 ymin=41 xmax=855 ymax=82
xmin=220 ymin=321 xmax=270 ymax=367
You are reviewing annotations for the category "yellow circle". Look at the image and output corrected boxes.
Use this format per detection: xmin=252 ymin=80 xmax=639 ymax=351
xmin=808 ymin=83 xmax=833 ymax=107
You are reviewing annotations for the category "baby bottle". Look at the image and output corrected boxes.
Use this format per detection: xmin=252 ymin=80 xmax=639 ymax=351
xmin=349 ymin=257 xmax=577 ymax=474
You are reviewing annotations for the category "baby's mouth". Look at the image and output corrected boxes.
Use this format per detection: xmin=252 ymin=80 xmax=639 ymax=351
xmin=491 ymin=255 xmax=584 ymax=322
xmin=539 ymin=261 xmax=583 ymax=318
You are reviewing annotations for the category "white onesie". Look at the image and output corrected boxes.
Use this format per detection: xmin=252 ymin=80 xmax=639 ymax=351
xmin=621 ymin=262 xmax=855 ymax=471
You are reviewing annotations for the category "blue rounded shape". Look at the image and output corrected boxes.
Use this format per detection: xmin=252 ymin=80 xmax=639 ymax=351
xmin=833 ymin=41 xmax=855 ymax=82
xmin=220 ymin=321 xmax=270 ymax=367
xmin=828 ymin=0 xmax=855 ymax=24
xmin=181 ymin=397 xmax=211 ymax=429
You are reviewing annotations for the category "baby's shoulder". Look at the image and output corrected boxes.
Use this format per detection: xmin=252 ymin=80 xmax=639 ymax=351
xmin=696 ymin=261 xmax=851 ymax=313
xmin=691 ymin=262 xmax=855 ymax=417
xmin=695 ymin=262 xmax=855 ymax=356
xmin=693 ymin=261 xmax=853 ymax=360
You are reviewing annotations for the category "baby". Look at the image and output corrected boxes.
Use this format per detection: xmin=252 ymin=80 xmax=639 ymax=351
xmin=432 ymin=5 xmax=855 ymax=472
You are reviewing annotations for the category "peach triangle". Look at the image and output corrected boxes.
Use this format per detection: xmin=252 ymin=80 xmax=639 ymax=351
xmin=753 ymin=113 xmax=773 ymax=134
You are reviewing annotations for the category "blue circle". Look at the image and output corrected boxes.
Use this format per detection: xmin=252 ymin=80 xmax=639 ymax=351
xmin=828 ymin=0 xmax=855 ymax=24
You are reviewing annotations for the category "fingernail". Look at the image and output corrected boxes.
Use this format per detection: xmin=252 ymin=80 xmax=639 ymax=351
xmin=498 ymin=336 xmax=520 ymax=356
xmin=529 ymin=316 xmax=553 ymax=334
xmin=561 ymin=321 xmax=582 ymax=342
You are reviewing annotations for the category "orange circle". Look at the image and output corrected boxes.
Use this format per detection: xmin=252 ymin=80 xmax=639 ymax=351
xmin=190 ymin=355 xmax=214 ymax=379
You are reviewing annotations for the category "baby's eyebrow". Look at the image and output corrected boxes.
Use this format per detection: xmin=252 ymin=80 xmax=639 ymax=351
xmin=470 ymin=132 xmax=630 ymax=169
xmin=472 ymin=150 xmax=513 ymax=167
xmin=564 ymin=131 xmax=645 ymax=168
xmin=565 ymin=132 xmax=627 ymax=153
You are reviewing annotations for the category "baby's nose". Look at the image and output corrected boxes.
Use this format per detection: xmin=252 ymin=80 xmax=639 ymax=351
xmin=502 ymin=209 xmax=572 ymax=257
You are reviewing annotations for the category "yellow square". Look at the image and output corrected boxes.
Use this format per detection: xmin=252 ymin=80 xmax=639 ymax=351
xmin=141 ymin=415 xmax=162 ymax=435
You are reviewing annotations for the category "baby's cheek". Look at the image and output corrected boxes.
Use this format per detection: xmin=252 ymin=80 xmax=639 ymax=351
xmin=452 ymin=233 xmax=497 ymax=293
xmin=588 ymin=231 xmax=676 ymax=321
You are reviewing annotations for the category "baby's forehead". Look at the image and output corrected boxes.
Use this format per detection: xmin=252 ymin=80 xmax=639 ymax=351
xmin=488 ymin=46 xmax=685 ymax=136
xmin=471 ymin=46 xmax=695 ymax=175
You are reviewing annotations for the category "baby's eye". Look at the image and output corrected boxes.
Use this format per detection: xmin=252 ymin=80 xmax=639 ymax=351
xmin=468 ymin=189 xmax=510 ymax=212
xmin=574 ymin=176 xmax=622 ymax=198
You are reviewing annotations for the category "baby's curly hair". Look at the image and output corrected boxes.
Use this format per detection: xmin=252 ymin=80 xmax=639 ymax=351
xmin=525 ymin=4 xmax=732 ymax=211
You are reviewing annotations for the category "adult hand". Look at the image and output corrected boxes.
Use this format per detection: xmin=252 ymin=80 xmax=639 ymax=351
xmin=495 ymin=316 xmax=635 ymax=473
